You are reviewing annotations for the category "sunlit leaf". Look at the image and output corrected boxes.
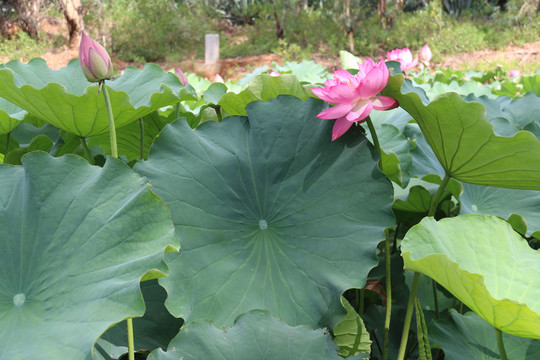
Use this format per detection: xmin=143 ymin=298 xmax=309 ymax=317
xmin=0 ymin=59 xmax=195 ymax=137
xmin=384 ymin=75 xmax=540 ymax=189
xmin=402 ymin=215 xmax=540 ymax=338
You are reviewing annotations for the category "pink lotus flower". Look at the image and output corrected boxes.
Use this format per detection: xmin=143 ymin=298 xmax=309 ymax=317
xmin=269 ymin=71 xmax=281 ymax=77
xmin=509 ymin=70 xmax=521 ymax=78
xmin=386 ymin=48 xmax=418 ymax=72
xmin=79 ymin=32 xmax=113 ymax=82
xmin=175 ymin=67 xmax=188 ymax=86
xmin=419 ymin=44 xmax=432 ymax=65
xmin=312 ymin=58 xmax=398 ymax=141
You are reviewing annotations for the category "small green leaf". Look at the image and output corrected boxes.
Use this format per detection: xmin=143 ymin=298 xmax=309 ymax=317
xmin=334 ymin=297 xmax=372 ymax=357
xmin=219 ymin=74 xmax=311 ymax=116
xmin=202 ymin=82 xmax=228 ymax=104
xmin=340 ymin=50 xmax=362 ymax=70
xmin=4 ymin=134 xmax=53 ymax=165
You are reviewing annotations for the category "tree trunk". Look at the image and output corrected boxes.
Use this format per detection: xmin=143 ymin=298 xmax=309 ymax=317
xmin=269 ymin=0 xmax=284 ymax=40
xmin=13 ymin=0 xmax=42 ymax=38
xmin=58 ymin=0 xmax=84 ymax=49
xmin=518 ymin=0 xmax=540 ymax=18
xmin=344 ymin=0 xmax=354 ymax=53
xmin=378 ymin=0 xmax=387 ymax=28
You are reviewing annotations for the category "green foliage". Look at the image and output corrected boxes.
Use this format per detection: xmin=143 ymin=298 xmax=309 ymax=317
xmin=106 ymin=0 xmax=211 ymax=61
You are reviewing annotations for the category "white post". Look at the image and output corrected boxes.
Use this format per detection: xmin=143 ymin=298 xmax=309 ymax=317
xmin=205 ymin=34 xmax=220 ymax=65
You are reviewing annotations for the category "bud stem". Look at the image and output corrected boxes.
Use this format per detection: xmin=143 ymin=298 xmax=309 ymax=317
xmin=101 ymin=81 xmax=118 ymax=158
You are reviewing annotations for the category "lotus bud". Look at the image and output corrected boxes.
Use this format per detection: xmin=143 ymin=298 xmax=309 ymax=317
xmin=509 ymin=70 xmax=521 ymax=78
xmin=79 ymin=32 xmax=114 ymax=82
xmin=213 ymin=74 xmax=224 ymax=83
xmin=419 ymin=44 xmax=432 ymax=65
xmin=175 ymin=67 xmax=188 ymax=86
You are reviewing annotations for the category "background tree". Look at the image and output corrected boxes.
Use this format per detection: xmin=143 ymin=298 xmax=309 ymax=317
xmin=13 ymin=0 xmax=42 ymax=38
xmin=57 ymin=0 xmax=84 ymax=48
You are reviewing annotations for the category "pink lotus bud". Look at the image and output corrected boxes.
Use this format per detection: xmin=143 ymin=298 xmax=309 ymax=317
xmin=419 ymin=44 xmax=432 ymax=65
xmin=269 ymin=71 xmax=281 ymax=77
xmin=79 ymin=32 xmax=114 ymax=82
xmin=175 ymin=67 xmax=188 ymax=86
xmin=213 ymin=74 xmax=224 ymax=83
xmin=509 ymin=70 xmax=521 ymax=78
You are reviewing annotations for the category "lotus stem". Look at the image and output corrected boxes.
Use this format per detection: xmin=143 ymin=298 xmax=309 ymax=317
xmin=396 ymin=174 xmax=451 ymax=360
xmin=101 ymin=81 xmax=118 ymax=158
xmin=495 ymin=328 xmax=508 ymax=360
xmin=427 ymin=173 xmax=451 ymax=217
xmin=79 ymin=137 xmax=94 ymax=165
xmin=127 ymin=317 xmax=135 ymax=360
xmin=396 ymin=272 xmax=421 ymax=360
xmin=365 ymin=116 xmax=383 ymax=171
xmin=382 ymin=228 xmax=392 ymax=360
xmin=432 ymin=280 xmax=440 ymax=319
xmin=4 ymin=131 xmax=10 ymax=163
xmin=138 ymin=118 xmax=144 ymax=160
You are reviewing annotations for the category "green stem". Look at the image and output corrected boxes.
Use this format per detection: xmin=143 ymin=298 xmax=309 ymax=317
xmin=396 ymin=174 xmax=452 ymax=360
xmin=365 ymin=116 xmax=383 ymax=171
xmin=495 ymin=328 xmax=508 ymax=360
xmin=382 ymin=228 xmax=392 ymax=360
xmin=427 ymin=173 xmax=451 ymax=217
xmin=175 ymin=102 xmax=181 ymax=120
xmin=358 ymin=289 xmax=365 ymax=316
xmin=392 ymin=223 xmax=399 ymax=253
xmin=432 ymin=280 xmax=440 ymax=320
xmin=101 ymin=81 xmax=118 ymax=158
xmin=138 ymin=118 xmax=144 ymax=160
xmin=396 ymin=272 xmax=421 ymax=360
xmin=4 ymin=131 xmax=11 ymax=163
xmin=79 ymin=137 xmax=94 ymax=165
xmin=127 ymin=318 xmax=135 ymax=360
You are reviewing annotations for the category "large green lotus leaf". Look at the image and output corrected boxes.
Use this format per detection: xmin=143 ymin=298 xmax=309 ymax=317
xmin=148 ymin=310 xmax=343 ymax=360
xmin=134 ymin=95 xmax=394 ymax=328
xmin=219 ymin=74 xmax=311 ymax=116
xmin=0 ymin=58 xmax=195 ymax=137
xmin=460 ymin=182 xmax=540 ymax=236
xmin=429 ymin=310 xmax=540 ymax=360
xmin=0 ymin=152 xmax=179 ymax=359
xmin=401 ymin=215 xmax=540 ymax=338
xmin=383 ymin=75 xmax=540 ymax=189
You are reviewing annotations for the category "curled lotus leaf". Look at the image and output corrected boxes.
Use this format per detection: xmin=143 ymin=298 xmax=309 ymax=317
xmin=402 ymin=215 xmax=540 ymax=339
xmin=0 ymin=59 xmax=195 ymax=137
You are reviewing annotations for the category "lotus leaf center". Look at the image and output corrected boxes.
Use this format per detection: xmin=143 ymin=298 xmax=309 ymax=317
xmin=13 ymin=293 xmax=26 ymax=307
xmin=471 ymin=205 xmax=478 ymax=211
xmin=259 ymin=219 xmax=268 ymax=230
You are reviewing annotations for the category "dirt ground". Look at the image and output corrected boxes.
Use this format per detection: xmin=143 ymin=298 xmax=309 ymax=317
xmin=5 ymin=17 xmax=540 ymax=81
